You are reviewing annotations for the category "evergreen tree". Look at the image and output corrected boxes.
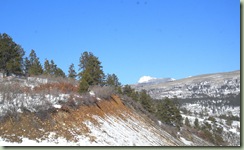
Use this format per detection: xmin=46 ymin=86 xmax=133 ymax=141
xmin=130 ymin=90 xmax=140 ymax=102
xmin=194 ymin=118 xmax=200 ymax=129
xmin=68 ymin=63 xmax=77 ymax=79
xmin=49 ymin=60 xmax=57 ymax=76
xmin=122 ymin=85 xmax=134 ymax=96
xmin=106 ymin=73 xmax=121 ymax=87
xmin=0 ymin=33 xmax=25 ymax=76
xmin=43 ymin=59 xmax=65 ymax=78
xmin=28 ymin=49 xmax=43 ymax=75
xmin=23 ymin=57 xmax=31 ymax=76
xmin=78 ymin=51 xmax=89 ymax=74
xmin=185 ymin=117 xmax=191 ymax=127
xmin=117 ymin=86 xmax=123 ymax=94
xmin=43 ymin=59 xmax=51 ymax=75
xmin=54 ymin=67 xmax=66 ymax=78
xmin=78 ymin=72 xmax=91 ymax=93
xmin=78 ymin=51 xmax=104 ymax=93
xmin=139 ymin=90 xmax=153 ymax=113
xmin=156 ymin=97 xmax=182 ymax=128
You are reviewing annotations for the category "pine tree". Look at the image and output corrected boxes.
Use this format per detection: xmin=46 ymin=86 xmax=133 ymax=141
xmin=156 ymin=97 xmax=182 ymax=128
xmin=28 ymin=49 xmax=43 ymax=75
xmin=43 ymin=59 xmax=51 ymax=75
xmin=194 ymin=118 xmax=200 ymax=129
xmin=23 ymin=57 xmax=31 ymax=76
xmin=78 ymin=72 xmax=91 ymax=93
xmin=122 ymin=85 xmax=134 ymax=96
xmin=106 ymin=73 xmax=121 ymax=87
xmin=131 ymin=90 xmax=140 ymax=102
xmin=0 ymin=33 xmax=25 ymax=76
xmin=139 ymin=90 xmax=153 ymax=113
xmin=68 ymin=63 xmax=77 ymax=79
xmin=49 ymin=60 xmax=57 ymax=76
xmin=185 ymin=117 xmax=191 ymax=127
xmin=54 ymin=68 xmax=66 ymax=78
xmin=78 ymin=51 xmax=104 ymax=93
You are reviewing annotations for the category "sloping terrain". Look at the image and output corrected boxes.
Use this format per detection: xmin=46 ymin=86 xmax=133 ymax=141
xmin=0 ymin=76 xmax=229 ymax=146
xmin=0 ymin=94 xmax=185 ymax=146
xmin=131 ymin=70 xmax=240 ymax=146
xmin=132 ymin=70 xmax=240 ymax=99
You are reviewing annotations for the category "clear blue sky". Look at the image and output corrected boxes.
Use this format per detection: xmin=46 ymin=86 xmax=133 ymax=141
xmin=0 ymin=0 xmax=240 ymax=84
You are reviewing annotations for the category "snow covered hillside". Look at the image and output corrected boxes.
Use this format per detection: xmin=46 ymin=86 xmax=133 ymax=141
xmin=0 ymin=75 xmax=238 ymax=146
xmin=133 ymin=70 xmax=240 ymax=99
xmin=0 ymin=95 xmax=184 ymax=146
xmin=0 ymin=76 xmax=200 ymax=146
xmin=132 ymin=70 xmax=240 ymax=146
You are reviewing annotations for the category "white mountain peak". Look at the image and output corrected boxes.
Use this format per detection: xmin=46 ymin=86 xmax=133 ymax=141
xmin=138 ymin=76 xmax=157 ymax=83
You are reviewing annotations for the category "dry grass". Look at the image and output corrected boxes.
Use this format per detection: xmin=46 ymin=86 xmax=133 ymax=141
xmin=90 ymin=85 xmax=115 ymax=99
xmin=33 ymin=82 xmax=78 ymax=94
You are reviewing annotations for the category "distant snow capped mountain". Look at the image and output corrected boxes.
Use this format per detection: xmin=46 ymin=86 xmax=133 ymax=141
xmin=133 ymin=71 xmax=240 ymax=99
xmin=138 ymin=76 xmax=156 ymax=83
xmin=138 ymin=76 xmax=175 ymax=84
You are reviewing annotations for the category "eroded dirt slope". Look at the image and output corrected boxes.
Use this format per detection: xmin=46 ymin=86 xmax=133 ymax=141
xmin=0 ymin=95 xmax=184 ymax=146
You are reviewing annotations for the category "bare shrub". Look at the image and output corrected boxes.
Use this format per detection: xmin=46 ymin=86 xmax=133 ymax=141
xmin=0 ymin=83 xmax=24 ymax=123
xmin=31 ymin=96 xmax=55 ymax=121
xmin=119 ymin=94 xmax=146 ymax=113
xmin=161 ymin=123 xmax=179 ymax=138
xmin=60 ymin=104 xmax=71 ymax=113
xmin=35 ymin=109 xmax=51 ymax=121
xmin=37 ymin=74 xmax=78 ymax=86
xmin=82 ymin=92 xmax=98 ymax=106
xmin=34 ymin=104 xmax=57 ymax=121
xmin=0 ymin=116 xmax=7 ymax=123
xmin=3 ymin=108 xmax=21 ymax=123
xmin=0 ymin=83 xmax=22 ymax=103
xmin=90 ymin=85 xmax=115 ymax=99
xmin=66 ymin=95 xmax=78 ymax=109
xmin=0 ymin=75 xmax=79 ymax=124
xmin=63 ymin=92 xmax=98 ymax=109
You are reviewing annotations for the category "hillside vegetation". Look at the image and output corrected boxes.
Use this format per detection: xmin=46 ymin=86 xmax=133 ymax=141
xmin=0 ymin=75 xmax=217 ymax=146
xmin=132 ymin=71 xmax=240 ymax=146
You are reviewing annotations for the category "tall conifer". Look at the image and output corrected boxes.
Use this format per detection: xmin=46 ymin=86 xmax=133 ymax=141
xmin=0 ymin=33 xmax=25 ymax=76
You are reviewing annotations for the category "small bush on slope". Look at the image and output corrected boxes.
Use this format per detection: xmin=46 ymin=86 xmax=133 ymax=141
xmin=90 ymin=85 xmax=115 ymax=99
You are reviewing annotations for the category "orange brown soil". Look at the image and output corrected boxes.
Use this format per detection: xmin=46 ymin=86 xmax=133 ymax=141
xmin=0 ymin=95 xmax=137 ymax=143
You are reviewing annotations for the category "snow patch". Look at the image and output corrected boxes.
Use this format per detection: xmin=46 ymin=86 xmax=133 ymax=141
xmin=89 ymin=91 xmax=95 ymax=96
xmin=180 ymin=137 xmax=193 ymax=146
xmin=83 ymin=115 xmax=169 ymax=146
xmin=53 ymin=104 xmax=62 ymax=109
